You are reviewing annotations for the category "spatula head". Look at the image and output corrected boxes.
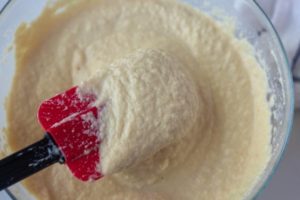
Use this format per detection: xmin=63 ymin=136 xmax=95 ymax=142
xmin=37 ymin=86 xmax=103 ymax=181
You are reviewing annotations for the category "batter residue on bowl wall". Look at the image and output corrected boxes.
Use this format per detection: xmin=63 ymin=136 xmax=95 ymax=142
xmin=5 ymin=0 xmax=271 ymax=199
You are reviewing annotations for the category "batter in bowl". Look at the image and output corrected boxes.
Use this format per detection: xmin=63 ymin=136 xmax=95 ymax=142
xmin=4 ymin=0 xmax=271 ymax=199
xmin=78 ymin=49 xmax=201 ymax=175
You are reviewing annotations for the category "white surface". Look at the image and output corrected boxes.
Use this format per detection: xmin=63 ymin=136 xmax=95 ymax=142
xmin=0 ymin=0 xmax=7 ymax=10
xmin=0 ymin=191 xmax=10 ymax=200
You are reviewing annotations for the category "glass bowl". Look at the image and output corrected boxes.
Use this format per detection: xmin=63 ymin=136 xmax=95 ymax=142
xmin=0 ymin=0 xmax=294 ymax=199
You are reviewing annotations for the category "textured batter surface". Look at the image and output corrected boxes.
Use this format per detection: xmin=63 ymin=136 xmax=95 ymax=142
xmin=5 ymin=0 xmax=271 ymax=199
xmin=78 ymin=49 xmax=200 ymax=175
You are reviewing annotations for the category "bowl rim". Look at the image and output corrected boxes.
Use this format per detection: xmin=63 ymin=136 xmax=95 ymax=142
xmin=249 ymin=0 xmax=295 ymax=199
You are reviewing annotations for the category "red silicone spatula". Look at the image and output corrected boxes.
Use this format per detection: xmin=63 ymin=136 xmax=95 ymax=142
xmin=0 ymin=86 xmax=103 ymax=190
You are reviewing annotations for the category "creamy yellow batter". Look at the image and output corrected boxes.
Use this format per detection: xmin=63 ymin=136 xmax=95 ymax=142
xmin=5 ymin=0 xmax=271 ymax=199
xmin=78 ymin=49 xmax=201 ymax=175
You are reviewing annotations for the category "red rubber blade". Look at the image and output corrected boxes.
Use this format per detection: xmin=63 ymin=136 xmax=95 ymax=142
xmin=37 ymin=86 xmax=103 ymax=181
xmin=38 ymin=87 xmax=96 ymax=130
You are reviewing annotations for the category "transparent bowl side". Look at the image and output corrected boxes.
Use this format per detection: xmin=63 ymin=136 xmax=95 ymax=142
xmin=237 ymin=2 xmax=294 ymax=199
xmin=0 ymin=0 xmax=294 ymax=200
xmin=0 ymin=1 xmax=49 ymax=199
xmin=186 ymin=0 xmax=294 ymax=199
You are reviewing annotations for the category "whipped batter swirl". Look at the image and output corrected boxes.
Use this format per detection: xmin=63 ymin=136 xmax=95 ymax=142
xmin=78 ymin=49 xmax=200 ymax=175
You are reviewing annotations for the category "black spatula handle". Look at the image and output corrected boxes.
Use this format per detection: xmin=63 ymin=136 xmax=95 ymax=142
xmin=0 ymin=134 xmax=64 ymax=190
